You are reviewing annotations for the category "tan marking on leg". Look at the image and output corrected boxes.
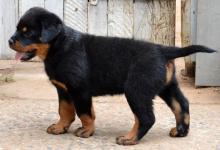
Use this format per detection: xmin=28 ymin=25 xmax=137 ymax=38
xmin=116 ymin=115 xmax=139 ymax=145
xmin=166 ymin=61 xmax=174 ymax=84
xmin=184 ymin=113 xmax=190 ymax=125
xmin=47 ymin=101 xmax=75 ymax=134
xmin=170 ymin=99 xmax=190 ymax=137
xmin=170 ymin=127 xmax=178 ymax=137
xmin=124 ymin=115 xmax=139 ymax=139
xmin=91 ymin=103 xmax=96 ymax=120
xmin=51 ymin=80 xmax=68 ymax=91
xmin=171 ymin=98 xmax=181 ymax=124
xmin=74 ymin=114 xmax=95 ymax=138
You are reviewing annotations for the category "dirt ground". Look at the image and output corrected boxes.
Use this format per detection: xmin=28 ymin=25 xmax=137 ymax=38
xmin=0 ymin=58 xmax=220 ymax=150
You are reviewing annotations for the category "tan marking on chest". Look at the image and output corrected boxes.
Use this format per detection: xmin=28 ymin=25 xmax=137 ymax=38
xmin=51 ymin=80 xmax=68 ymax=91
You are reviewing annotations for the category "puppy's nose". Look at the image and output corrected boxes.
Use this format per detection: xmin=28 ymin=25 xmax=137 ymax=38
xmin=8 ymin=38 xmax=15 ymax=45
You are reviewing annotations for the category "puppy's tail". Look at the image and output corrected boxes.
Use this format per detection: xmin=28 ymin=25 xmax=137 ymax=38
xmin=162 ymin=45 xmax=216 ymax=60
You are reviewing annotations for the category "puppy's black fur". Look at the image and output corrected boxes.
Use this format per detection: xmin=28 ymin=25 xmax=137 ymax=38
xmin=9 ymin=7 xmax=216 ymax=145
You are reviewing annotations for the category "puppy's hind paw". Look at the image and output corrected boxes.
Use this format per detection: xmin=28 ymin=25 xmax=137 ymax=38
xmin=116 ymin=136 xmax=138 ymax=145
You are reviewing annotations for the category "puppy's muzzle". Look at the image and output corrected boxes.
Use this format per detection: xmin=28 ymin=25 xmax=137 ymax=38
xmin=8 ymin=38 xmax=15 ymax=46
xmin=8 ymin=35 xmax=16 ymax=46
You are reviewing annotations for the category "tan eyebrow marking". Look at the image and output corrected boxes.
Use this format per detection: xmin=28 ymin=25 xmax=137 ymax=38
xmin=22 ymin=27 xmax=27 ymax=32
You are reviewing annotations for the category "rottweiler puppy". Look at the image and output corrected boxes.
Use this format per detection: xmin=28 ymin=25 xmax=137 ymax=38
xmin=9 ymin=7 xmax=216 ymax=145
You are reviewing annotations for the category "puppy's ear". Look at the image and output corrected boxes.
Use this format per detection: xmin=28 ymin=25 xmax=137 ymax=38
xmin=40 ymin=19 xmax=62 ymax=43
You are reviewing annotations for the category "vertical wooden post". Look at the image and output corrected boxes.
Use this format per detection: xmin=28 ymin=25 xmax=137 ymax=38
xmin=181 ymin=0 xmax=195 ymax=77
xmin=134 ymin=0 xmax=176 ymax=46
xmin=175 ymin=0 xmax=181 ymax=47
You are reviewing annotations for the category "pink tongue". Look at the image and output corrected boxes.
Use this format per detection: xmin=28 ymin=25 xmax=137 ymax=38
xmin=15 ymin=52 xmax=25 ymax=61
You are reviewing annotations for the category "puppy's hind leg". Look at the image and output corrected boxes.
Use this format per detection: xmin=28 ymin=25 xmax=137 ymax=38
xmin=159 ymin=80 xmax=190 ymax=137
xmin=116 ymin=67 xmax=163 ymax=145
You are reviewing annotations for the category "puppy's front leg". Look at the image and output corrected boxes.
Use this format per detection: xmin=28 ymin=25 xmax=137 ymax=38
xmin=71 ymin=91 xmax=95 ymax=138
xmin=47 ymin=87 xmax=76 ymax=134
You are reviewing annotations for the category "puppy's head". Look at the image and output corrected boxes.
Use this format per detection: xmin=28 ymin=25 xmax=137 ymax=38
xmin=9 ymin=7 xmax=62 ymax=60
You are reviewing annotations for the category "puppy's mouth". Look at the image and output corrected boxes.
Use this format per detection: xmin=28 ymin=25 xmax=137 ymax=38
xmin=15 ymin=50 xmax=36 ymax=61
xmin=9 ymin=41 xmax=37 ymax=61
xmin=10 ymin=41 xmax=50 ymax=60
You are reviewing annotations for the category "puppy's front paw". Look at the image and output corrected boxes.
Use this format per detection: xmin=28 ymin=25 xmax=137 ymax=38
xmin=74 ymin=126 xmax=94 ymax=138
xmin=47 ymin=124 xmax=68 ymax=135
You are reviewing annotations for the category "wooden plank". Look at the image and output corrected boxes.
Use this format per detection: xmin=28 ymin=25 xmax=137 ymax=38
xmin=88 ymin=0 xmax=107 ymax=36
xmin=134 ymin=0 xmax=151 ymax=40
xmin=135 ymin=0 xmax=176 ymax=45
xmin=151 ymin=0 xmax=176 ymax=45
xmin=0 ymin=0 xmax=19 ymax=59
xmin=195 ymin=0 xmax=220 ymax=86
xmin=45 ymin=0 xmax=64 ymax=20
xmin=64 ymin=0 xmax=88 ymax=32
xmin=19 ymin=0 xmax=44 ymax=17
xmin=175 ymin=0 xmax=181 ymax=47
xmin=89 ymin=0 xmax=98 ymax=6
xmin=181 ymin=0 xmax=192 ymax=47
xmin=134 ymin=0 xmax=176 ymax=45
xmin=108 ymin=0 xmax=133 ymax=38
xmin=181 ymin=0 xmax=196 ymax=77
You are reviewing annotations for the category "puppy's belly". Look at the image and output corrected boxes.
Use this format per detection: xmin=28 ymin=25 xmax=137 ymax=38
xmin=91 ymin=85 xmax=124 ymax=96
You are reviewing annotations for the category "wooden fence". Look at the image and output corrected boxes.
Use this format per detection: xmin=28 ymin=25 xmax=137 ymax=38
xmin=0 ymin=0 xmax=176 ymax=59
